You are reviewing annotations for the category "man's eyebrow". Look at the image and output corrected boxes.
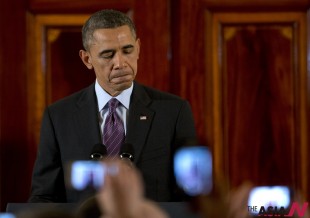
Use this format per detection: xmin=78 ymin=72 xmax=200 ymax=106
xmin=122 ymin=44 xmax=134 ymax=49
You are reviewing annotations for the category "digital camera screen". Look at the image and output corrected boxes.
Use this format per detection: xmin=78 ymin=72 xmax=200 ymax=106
xmin=70 ymin=161 xmax=105 ymax=191
xmin=174 ymin=146 xmax=212 ymax=196
xmin=0 ymin=213 xmax=15 ymax=218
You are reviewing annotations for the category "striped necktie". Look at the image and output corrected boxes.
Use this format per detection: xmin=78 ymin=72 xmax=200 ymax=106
xmin=103 ymin=98 xmax=125 ymax=157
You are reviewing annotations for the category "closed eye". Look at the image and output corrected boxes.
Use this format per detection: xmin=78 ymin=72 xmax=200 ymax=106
xmin=123 ymin=45 xmax=134 ymax=54
xmin=99 ymin=50 xmax=115 ymax=59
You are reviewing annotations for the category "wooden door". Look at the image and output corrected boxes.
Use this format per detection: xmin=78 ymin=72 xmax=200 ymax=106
xmin=211 ymin=12 xmax=307 ymax=191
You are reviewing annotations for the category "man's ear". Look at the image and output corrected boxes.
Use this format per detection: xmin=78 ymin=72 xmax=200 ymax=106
xmin=79 ymin=50 xmax=93 ymax=70
xmin=136 ymin=38 xmax=141 ymax=60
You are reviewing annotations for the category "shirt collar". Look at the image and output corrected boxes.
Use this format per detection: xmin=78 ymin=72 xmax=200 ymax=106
xmin=95 ymin=79 xmax=133 ymax=111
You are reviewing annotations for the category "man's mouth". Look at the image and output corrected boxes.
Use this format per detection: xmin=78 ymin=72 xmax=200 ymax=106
xmin=111 ymin=71 xmax=129 ymax=79
xmin=110 ymin=72 xmax=131 ymax=84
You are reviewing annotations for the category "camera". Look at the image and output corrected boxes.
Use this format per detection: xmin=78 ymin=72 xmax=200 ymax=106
xmin=173 ymin=146 xmax=212 ymax=196
xmin=66 ymin=161 xmax=105 ymax=191
xmin=247 ymin=186 xmax=291 ymax=216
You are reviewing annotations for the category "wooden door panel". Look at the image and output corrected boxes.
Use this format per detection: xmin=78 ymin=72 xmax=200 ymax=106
xmin=225 ymin=24 xmax=295 ymax=185
xmin=47 ymin=26 xmax=95 ymax=103
xmin=27 ymin=14 xmax=91 ymax=146
xmin=208 ymin=12 xmax=308 ymax=193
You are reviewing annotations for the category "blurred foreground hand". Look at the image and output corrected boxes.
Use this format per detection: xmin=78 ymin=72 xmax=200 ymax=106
xmin=96 ymin=158 xmax=169 ymax=218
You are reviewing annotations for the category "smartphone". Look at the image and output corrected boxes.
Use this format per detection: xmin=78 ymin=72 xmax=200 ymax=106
xmin=0 ymin=214 xmax=15 ymax=218
xmin=173 ymin=146 xmax=212 ymax=196
xmin=247 ymin=186 xmax=291 ymax=216
xmin=66 ymin=161 xmax=105 ymax=191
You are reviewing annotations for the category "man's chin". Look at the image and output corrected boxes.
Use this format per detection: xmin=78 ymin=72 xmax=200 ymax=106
xmin=114 ymin=81 xmax=132 ymax=91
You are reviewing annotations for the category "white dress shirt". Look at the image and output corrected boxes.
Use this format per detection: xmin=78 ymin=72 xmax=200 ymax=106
xmin=95 ymin=80 xmax=133 ymax=136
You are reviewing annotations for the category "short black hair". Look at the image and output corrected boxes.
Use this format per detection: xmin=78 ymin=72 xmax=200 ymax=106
xmin=82 ymin=9 xmax=137 ymax=50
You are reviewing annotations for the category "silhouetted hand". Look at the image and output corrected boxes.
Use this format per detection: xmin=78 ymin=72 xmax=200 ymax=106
xmin=96 ymin=158 xmax=168 ymax=218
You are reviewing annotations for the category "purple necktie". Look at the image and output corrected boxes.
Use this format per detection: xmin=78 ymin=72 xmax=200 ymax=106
xmin=103 ymin=98 xmax=125 ymax=157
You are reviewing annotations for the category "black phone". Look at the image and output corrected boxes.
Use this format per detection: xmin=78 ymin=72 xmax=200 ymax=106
xmin=173 ymin=146 xmax=212 ymax=196
xmin=247 ymin=186 xmax=291 ymax=216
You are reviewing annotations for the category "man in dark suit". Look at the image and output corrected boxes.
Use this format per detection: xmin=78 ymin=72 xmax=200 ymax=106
xmin=29 ymin=9 xmax=196 ymax=203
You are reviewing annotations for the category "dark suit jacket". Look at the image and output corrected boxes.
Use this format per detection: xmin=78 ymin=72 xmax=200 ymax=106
xmin=29 ymin=82 xmax=197 ymax=203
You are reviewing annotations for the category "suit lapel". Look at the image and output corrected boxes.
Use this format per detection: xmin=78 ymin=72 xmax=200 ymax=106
xmin=126 ymin=82 xmax=154 ymax=164
xmin=73 ymin=84 xmax=102 ymax=155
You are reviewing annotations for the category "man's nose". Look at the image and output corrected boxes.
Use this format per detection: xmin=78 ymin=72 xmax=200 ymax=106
xmin=113 ymin=52 xmax=126 ymax=69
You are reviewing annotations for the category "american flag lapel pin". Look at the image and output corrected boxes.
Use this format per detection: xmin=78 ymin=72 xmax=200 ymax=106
xmin=140 ymin=115 xmax=147 ymax=120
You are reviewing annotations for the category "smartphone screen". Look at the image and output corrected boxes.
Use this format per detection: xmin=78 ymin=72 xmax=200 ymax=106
xmin=248 ymin=186 xmax=291 ymax=216
xmin=173 ymin=146 xmax=212 ymax=196
xmin=68 ymin=161 xmax=105 ymax=191
xmin=0 ymin=214 xmax=15 ymax=218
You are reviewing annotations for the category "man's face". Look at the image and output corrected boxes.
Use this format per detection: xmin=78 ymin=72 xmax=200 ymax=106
xmin=80 ymin=25 xmax=140 ymax=96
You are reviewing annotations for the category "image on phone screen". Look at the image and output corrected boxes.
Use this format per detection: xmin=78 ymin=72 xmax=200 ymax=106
xmin=174 ymin=146 xmax=212 ymax=196
xmin=70 ymin=161 xmax=105 ymax=191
